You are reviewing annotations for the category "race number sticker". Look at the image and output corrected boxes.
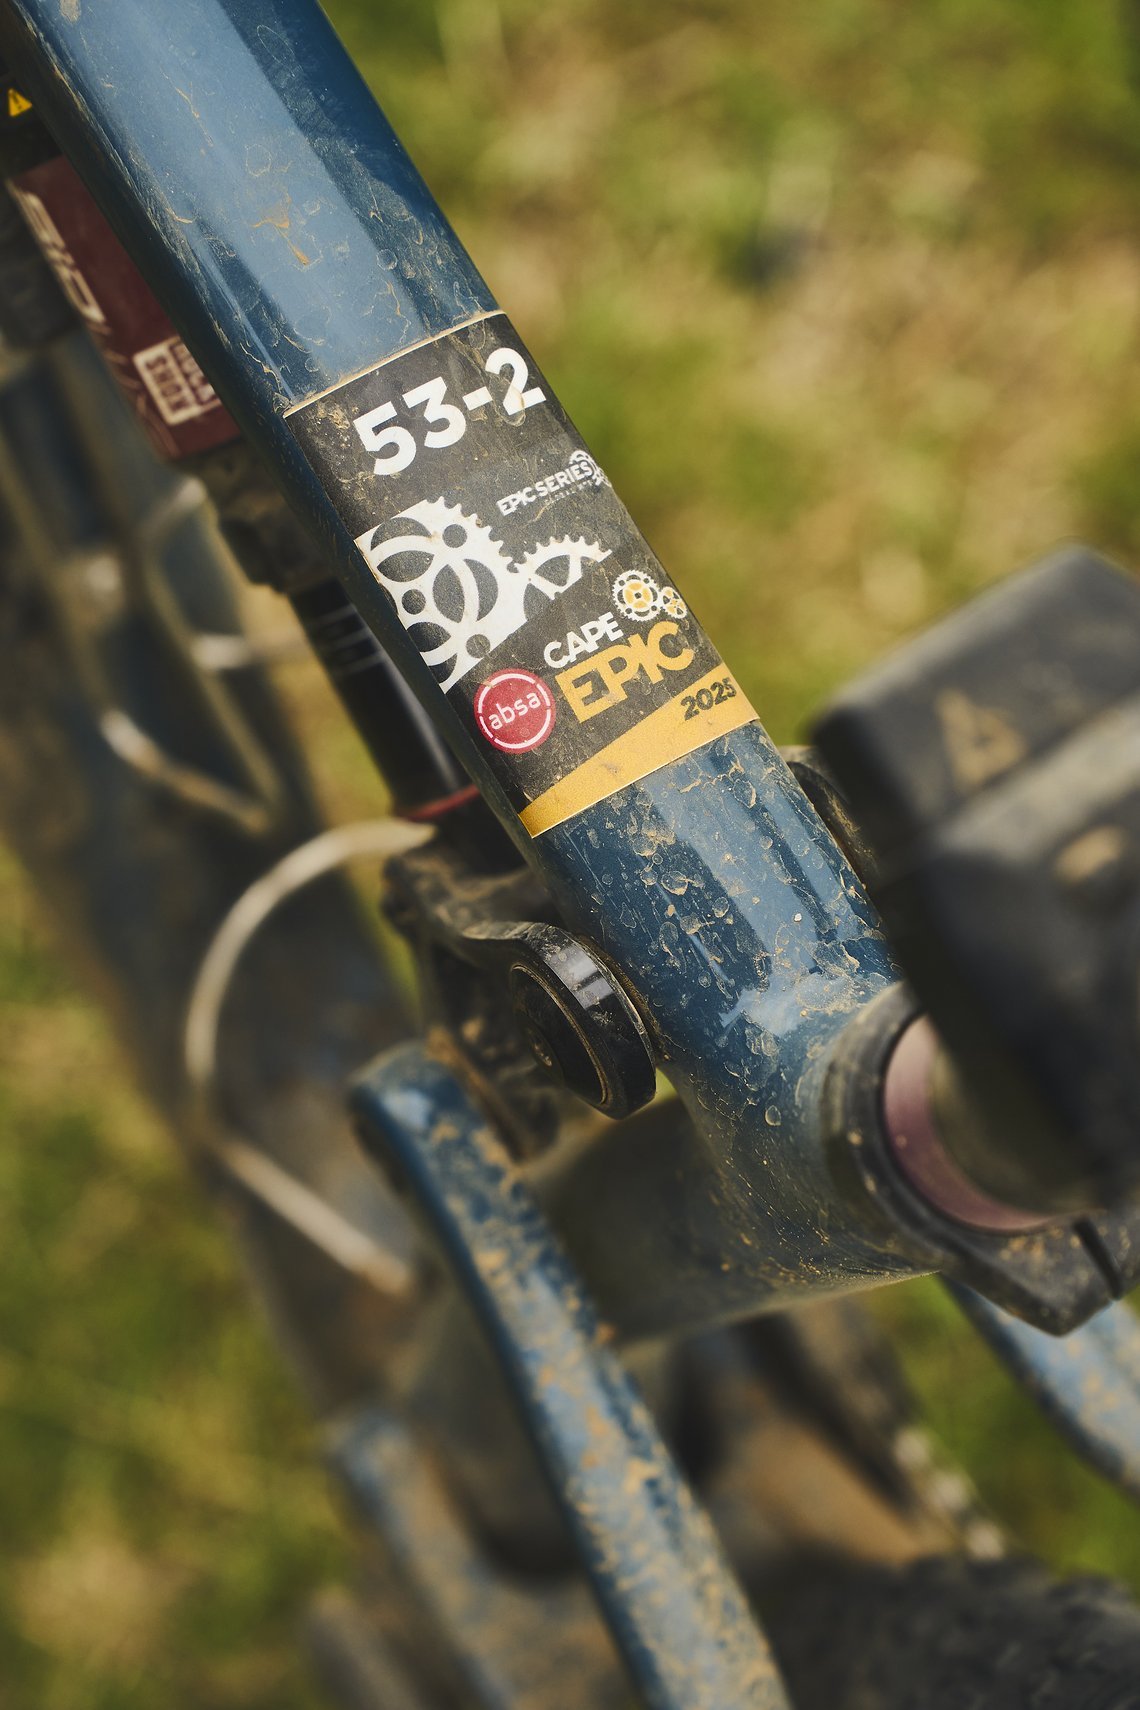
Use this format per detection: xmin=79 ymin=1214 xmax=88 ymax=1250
xmin=286 ymin=311 xmax=755 ymax=835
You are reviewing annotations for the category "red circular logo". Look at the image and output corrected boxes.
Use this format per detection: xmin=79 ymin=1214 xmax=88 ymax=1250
xmin=474 ymin=669 xmax=556 ymax=753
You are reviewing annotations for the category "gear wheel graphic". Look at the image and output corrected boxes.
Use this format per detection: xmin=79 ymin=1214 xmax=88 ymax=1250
xmin=357 ymin=506 xmax=614 ymax=692
xmin=516 ymin=535 xmax=612 ymax=598
xmin=361 ymin=497 xmax=516 ymax=693
xmin=393 ymin=499 xmax=507 ymax=589
xmin=659 ymin=586 xmax=688 ymax=619
xmin=612 ymin=568 xmax=662 ymax=622
xmin=369 ymin=498 xmax=510 ymax=618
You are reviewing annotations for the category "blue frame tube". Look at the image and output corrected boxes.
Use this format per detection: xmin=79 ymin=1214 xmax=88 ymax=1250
xmin=352 ymin=1043 xmax=791 ymax=1710
xmin=954 ymin=1289 xmax=1140 ymax=1504
xmin=0 ymin=0 xmax=916 ymax=1324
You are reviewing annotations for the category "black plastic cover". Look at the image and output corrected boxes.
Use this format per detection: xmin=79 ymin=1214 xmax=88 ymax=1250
xmin=814 ymin=548 xmax=1140 ymax=1212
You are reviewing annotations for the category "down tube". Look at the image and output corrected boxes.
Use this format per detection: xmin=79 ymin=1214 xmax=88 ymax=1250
xmin=0 ymin=0 xmax=918 ymax=1323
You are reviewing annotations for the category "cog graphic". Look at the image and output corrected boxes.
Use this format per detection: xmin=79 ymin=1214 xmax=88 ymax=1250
xmin=359 ymin=498 xmax=516 ymax=692
xmin=612 ymin=568 xmax=662 ymax=622
xmin=356 ymin=501 xmax=613 ymax=692
xmin=516 ymin=536 xmax=612 ymax=600
xmin=659 ymin=586 xmax=688 ymax=620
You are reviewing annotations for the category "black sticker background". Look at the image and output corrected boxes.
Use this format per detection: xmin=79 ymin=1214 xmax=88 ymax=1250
xmin=286 ymin=312 xmax=726 ymax=816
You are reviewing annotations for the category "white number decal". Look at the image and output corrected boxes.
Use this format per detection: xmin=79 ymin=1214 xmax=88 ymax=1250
xmin=353 ymin=402 xmax=418 ymax=476
xmin=351 ymin=346 xmax=547 ymax=479
xmin=402 ymin=376 xmax=467 ymax=449
xmin=486 ymin=347 xmax=546 ymax=415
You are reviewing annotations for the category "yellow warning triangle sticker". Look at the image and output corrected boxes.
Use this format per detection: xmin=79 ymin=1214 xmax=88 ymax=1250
xmin=7 ymin=88 xmax=32 ymax=118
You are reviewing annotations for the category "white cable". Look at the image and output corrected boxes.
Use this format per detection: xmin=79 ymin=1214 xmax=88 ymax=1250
xmin=182 ymin=818 xmax=432 ymax=1296
xmin=213 ymin=1137 xmax=413 ymax=1295
xmin=191 ymin=630 xmax=310 ymax=671
xmin=184 ymin=818 xmax=431 ymax=1096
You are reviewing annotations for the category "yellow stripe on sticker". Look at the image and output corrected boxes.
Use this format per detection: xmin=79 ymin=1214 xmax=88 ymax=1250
xmin=520 ymin=667 xmax=756 ymax=837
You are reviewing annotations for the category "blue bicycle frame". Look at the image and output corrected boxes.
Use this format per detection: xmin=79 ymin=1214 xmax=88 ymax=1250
xmin=4 ymin=4 xmax=1140 ymax=1706
xmin=0 ymin=0 xmax=912 ymax=1332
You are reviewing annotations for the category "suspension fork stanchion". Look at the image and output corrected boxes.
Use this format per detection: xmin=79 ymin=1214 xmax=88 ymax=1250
xmin=0 ymin=0 xmax=923 ymax=1332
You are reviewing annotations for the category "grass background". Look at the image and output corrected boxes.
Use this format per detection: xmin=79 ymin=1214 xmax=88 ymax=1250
xmin=3 ymin=0 xmax=1140 ymax=1702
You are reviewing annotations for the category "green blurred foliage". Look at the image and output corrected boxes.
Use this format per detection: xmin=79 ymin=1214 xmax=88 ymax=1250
xmin=874 ymin=1278 xmax=1140 ymax=1586
xmin=4 ymin=0 xmax=1140 ymax=1702
xmin=0 ymin=853 xmax=345 ymax=1709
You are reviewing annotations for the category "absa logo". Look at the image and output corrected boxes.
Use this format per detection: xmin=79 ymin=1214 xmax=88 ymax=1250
xmin=474 ymin=669 xmax=557 ymax=753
